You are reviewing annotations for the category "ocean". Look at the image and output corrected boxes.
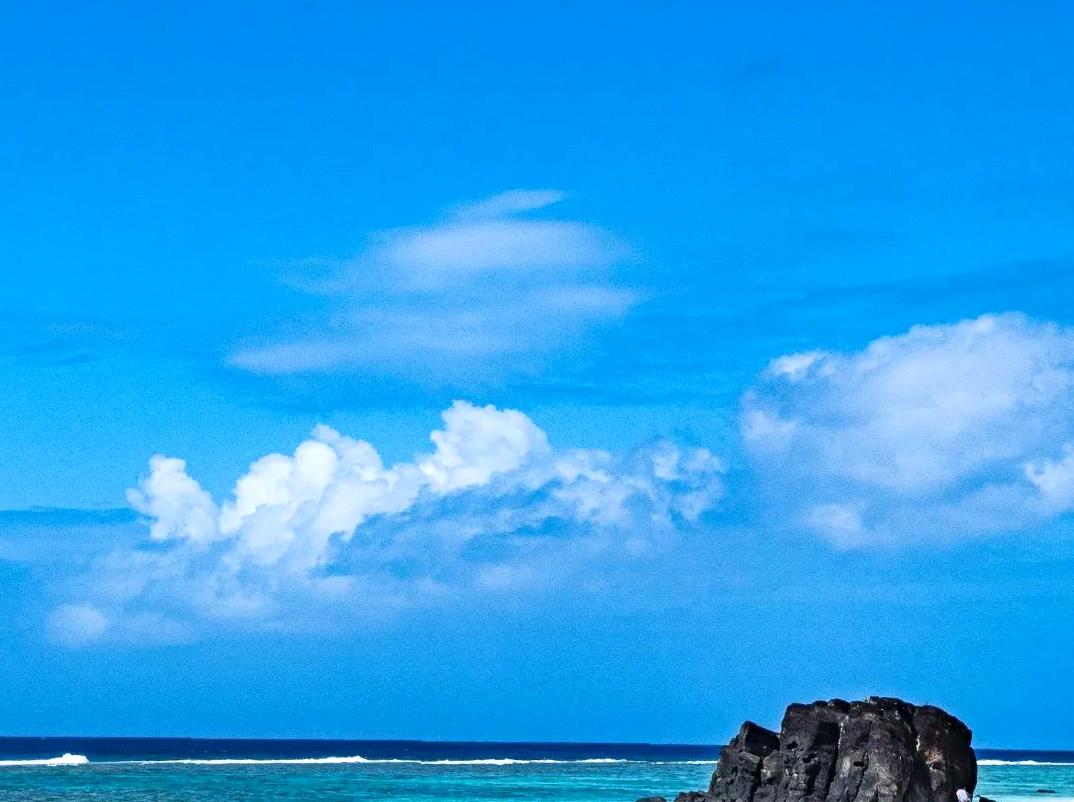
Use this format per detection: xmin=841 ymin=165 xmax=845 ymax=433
xmin=0 ymin=738 xmax=1069 ymax=802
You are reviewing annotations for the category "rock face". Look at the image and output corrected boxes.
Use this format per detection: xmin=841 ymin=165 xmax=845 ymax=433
xmin=700 ymin=698 xmax=975 ymax=802
xmin=708 ymin=722 xmax=781 ymax=802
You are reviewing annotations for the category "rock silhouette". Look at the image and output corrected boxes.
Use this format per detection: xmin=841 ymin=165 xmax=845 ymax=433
xmin=677 ymin=698 xmax=976 ymax=802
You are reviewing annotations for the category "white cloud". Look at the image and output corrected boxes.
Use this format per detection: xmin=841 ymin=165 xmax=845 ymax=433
xmin=419 ymin=401 xmax=550 ymax=491
xmin=1026 ymin=447 xmax=1074 ymax=513
xmin=126 ymin=456 xmax=219 ymax=543
xmin=230 ymin=190 xmax=634 ymax=380
xmin=743 ymin=313 xmax=1074 ymax=546
xmin=766 ymin=350 xmax=825 ymax=381
xmin=231 ymin=285 xmax=636 ymax=376
xmin=58 ymin=402 xmax=722 ymax=642
xmin=451 ymin=189 xmax=568 ymax=220
xmin=803 ymin=503 xmax=866 ymax=548
xmin=376 ymin=220 xmax=617 ymax=284
xmin=47 ymin=604 xmax=108 ymax=647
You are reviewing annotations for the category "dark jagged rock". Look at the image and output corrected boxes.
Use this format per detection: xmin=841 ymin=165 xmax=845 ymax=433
xmin=687 ymin=697 xmax=975 ymax=802
xmin=980 ymin=797 xmax=997 ymax=802
xmin=708 ymin=722 xmax=781 ymax=802
xmin=913 ymin=704 xmax=977 ymax=802
xmin=675 ymin=794 xmax=710 ymax=802
xmin=779 ymin=699 xmax=851 ymax=802
xmin=636 ymin=797 xmax=669 ymax=802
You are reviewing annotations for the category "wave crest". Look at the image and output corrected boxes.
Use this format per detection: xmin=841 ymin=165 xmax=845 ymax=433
xmin=0 ymin=753 xmax=90 ymax=767
xmin=96 ymin=756 xmax=716 ymax=766
xmin=0 ymin=753 xmax=715 ymax=768
xmin=114 ymin=756 xmax=634 ymax=766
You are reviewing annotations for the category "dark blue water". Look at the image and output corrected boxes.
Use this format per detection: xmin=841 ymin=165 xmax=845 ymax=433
xmin=0 ymin=737 xmax=718 ymax=763
xmin=976 ymin=750 xmax=1074 ymax=763
xmin=0 ymin=738 xmax=1069 ymax=801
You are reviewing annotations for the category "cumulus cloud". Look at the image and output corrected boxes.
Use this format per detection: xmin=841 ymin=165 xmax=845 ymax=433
xmin=126 ymin=456 xmax=219 ymax=543
xmin=230 ymin=190 xmax=635 ymax=381
xmin=743 ymin=313 xmax=1074 ymax=547
xmin=57 ymin=402 xmax=722 ymax=643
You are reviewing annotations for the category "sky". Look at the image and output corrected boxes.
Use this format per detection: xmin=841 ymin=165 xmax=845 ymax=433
xmin=3 ymin=0 xmax=1074 ymax=748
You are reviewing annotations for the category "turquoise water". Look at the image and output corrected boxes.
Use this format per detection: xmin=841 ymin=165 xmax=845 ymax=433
xmin=0 ymin=759 xmax=709 ymax=801
xmin=977 ymin=761 xmax=1074 ymax=802
xmin=0 ymin=740 xmax=1071 ymax=801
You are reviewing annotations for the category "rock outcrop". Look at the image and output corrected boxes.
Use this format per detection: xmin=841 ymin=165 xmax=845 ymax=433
xmin=679 ymin=698 xmax=975 ymax=802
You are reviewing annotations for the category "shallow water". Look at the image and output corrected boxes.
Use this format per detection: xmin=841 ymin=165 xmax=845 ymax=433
xmin=0 ymin=739 xmax=1069 ymax=802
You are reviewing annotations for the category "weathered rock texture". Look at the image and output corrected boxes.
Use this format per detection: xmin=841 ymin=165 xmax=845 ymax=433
xmin=702 ymin=698 xmax=975 ymax=802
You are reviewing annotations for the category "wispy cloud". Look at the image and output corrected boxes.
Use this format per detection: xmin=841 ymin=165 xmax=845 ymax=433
xmin=47 ymin=603 xmax=109 ymax=647
xmin=230 ymin=191 xmax=635 ymax=382
xmin=56 ymin=401 xmax=723 ymax=644
xmin=449 ymin=189 xmax=570 ymax=220
xmin=0 ymin=314 xmax=129 ymax=366
xmin=743 ymin=313 xmax=1074 ymax=546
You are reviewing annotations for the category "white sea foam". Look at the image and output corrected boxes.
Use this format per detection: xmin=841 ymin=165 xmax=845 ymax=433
xmin=0 ymin=752 xmax=714 ymax=768
xmin=4 ymin=752 xmax=1068 ymax=770
xmin=116 ymin=755 xmax=377 ymax=765
xmin=0 ymin=753 xmax=90 ymax=767
xmin=106 ymin=756 xmax=634 ymax=766
xmin=93 ymin=756 xmax=713 ymax=766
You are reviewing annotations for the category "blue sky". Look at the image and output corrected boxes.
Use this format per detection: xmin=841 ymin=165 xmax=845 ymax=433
xmin=3 ymin=1 xmax=1074 ymax=747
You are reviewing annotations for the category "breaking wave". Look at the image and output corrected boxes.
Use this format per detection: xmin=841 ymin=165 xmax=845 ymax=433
xmin=109 ymin=756 xmax=649 ymax=766
xmin=0 ymin=753 xmax=90 ymax=767
xmin=0 ymin=753 xmax=715 ymax=768
xmin=978 ymin=759 xmax=1074 ymax=766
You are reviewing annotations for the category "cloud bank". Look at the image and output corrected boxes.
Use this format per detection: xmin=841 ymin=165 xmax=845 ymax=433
xmin=743 ymin=313 xmax=1074 ymax=546
xmin=59 ymin=402 xmax=722 ymax=643
xmin=230 ymin=191 xmax=634 ymax=381
xmin=50 ymin=311 xmax=1074 ymax=643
